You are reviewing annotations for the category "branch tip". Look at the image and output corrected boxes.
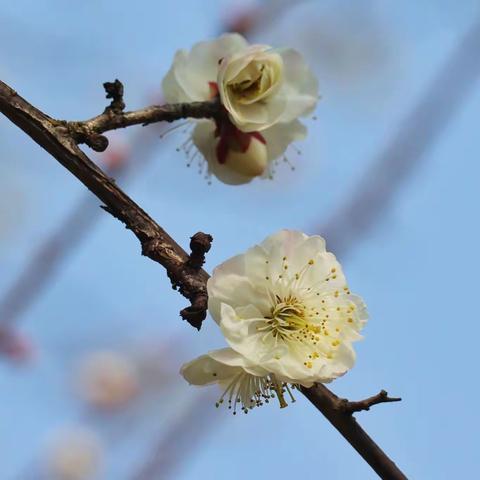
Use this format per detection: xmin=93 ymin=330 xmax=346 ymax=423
xmin=103 ymin=79 xmax=125 ymax=113
xmin=340 ymin=389 xmax=402 ymax=414
xmin=180 ymin=293 xmax=208 ymax=330
xmin=84 ymin=132 xmax=109 ymax=152
xmin=187 ymin=232 xmax=213 ymax=270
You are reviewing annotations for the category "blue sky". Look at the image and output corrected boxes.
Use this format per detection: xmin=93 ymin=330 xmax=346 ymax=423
xmin=1 ymin=1 xmax=479 ymax=479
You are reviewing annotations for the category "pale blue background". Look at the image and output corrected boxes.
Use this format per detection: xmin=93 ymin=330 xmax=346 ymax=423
xmin=1 ymin=1 xmax=479 ymax=478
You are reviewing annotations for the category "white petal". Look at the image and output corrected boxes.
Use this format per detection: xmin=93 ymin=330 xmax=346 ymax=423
xmin=277 ymin=48 xmax=319 ymax=122
xmin=180 ymin=347 xmax=267 ymax=386
xmin=349 ymin=294 xmax=369 ymax=326
xmin=259 ymin=229 xmax=309 ymax=257
xmin=319 ymin=344 xmax=356 ymax=382
xmin=228 ymin=98 xmax=286 ymax=132
xmin=190 ymin=34 xmax=249 ymax=81
xmin=207 ymin=274 xmax=270 ymax=324
xmin=292 ymin=251 xmax=346 ymax=293
xmin=162 ymin=50 xmax=196 ymax=103
xmin=244 ymin=230 xmax=321 ymax=282
xmin=262 ymin=120 xmax=307 ymax=162
xmin=208 ymin=347 xmax=268 ymax=376
xmin=249 ymin=229 xmax=341 ymax=291
xmin=218 ymin=303 xmax=265 ymax=344
xmin=162 ymin=34 xmax=249 ymax=103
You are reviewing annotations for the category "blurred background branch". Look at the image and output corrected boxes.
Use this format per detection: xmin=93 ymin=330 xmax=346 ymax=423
xmin=320 ymin=17 xmax=480 ymax=258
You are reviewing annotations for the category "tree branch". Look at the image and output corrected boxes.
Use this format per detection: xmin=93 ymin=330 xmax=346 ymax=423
xmin=301 ymin=385 xmax=407 ymax=479
xmin=0 ymin=78 xmax=406 ymax=479
xmin=65 ymin=79 xmax=220 ymax=152
xmin=339 ymin=389 xmax=401 ymax=414
xmin=0 ymin=79 xmax=213 ymax=330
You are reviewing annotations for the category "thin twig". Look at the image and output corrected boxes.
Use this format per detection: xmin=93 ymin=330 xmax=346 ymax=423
xmin=0 ymin=78 xmax=406 ymax=479
xmin=338 ymin=389 xmax=401 ymax=414
xmin=64 ymin=80 xmax=220 ymax=152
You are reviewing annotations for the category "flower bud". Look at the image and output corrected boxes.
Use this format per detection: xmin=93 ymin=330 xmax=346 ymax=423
xmin=223 ymin=135 xmax=268 ymax=177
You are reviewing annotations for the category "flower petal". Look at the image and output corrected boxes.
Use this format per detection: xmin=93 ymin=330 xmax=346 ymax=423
xmin=180 ymin=347 xmax=268 ymax=386
xmin=163 ymin=33 xmax=249 ymax=103
xmin=262 ymin=120 xmax=307 ymax=163
xmin=277 ymin=48 xmax=319 ymax=122
xmin=162 ymin=50 xmax=195 ymax=103
xmin=207 ymin=274 xmax=271 ymax=324
xmin=189 ymin=34 xmax=249 ymax=83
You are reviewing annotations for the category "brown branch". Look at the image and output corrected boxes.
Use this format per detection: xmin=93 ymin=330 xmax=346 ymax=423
xmin=302 ymin=385 xmax=407 ymax=479
xmin=0 ymin=121 xmax=166 ymax=331
xmin=339 ymin=389 xmax=401 ymax=414
xmin=0 ymin=79 xmax=213 ymax=330
xmin=0 ymin=78 xmax=406 ymax=479
xmin=63 ymin=79 xmax=220 ymax=152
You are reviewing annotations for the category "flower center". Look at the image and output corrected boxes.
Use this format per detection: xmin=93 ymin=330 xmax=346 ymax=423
xmin=262 ymin=295 xmax=321 ymax=344
xmin=270 ymin=295 xmax=306 ymax=325
xmin=228 ymin=64 xmax=265 ymax=101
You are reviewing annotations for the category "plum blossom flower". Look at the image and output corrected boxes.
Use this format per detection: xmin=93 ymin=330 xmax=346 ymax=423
xmin=162 ymin=34 xmax=318 ymax=184
xmin=181 ymin=230 xmax=368 ymax=412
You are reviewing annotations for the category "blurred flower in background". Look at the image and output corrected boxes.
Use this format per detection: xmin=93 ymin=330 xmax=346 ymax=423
xmin=44 ymin=427 xmax=103 ymax=480
xmin=77 ymin=350 xmax=139 ymax=410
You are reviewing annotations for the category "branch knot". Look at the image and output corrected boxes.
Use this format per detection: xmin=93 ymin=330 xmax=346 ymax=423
xmin=103 ymin=79 xmax=125 ymax=114
xmin=180 ymin=293 xmax=208 ymax=331
xmin=186 ymin=232 xmax=213 ymax=270
xmin=338 ymin=389 xmax=402 ymax=414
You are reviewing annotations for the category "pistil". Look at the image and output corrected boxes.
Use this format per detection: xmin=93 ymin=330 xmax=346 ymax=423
xmin=270 ymin=374 xmax=288 ymax=409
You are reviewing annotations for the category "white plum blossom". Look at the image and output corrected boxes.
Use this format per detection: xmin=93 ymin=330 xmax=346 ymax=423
xmin=181 ymin=230 xmax=368 ymax=413
xmin=162 ymin=33 xmax=318 ymax=184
